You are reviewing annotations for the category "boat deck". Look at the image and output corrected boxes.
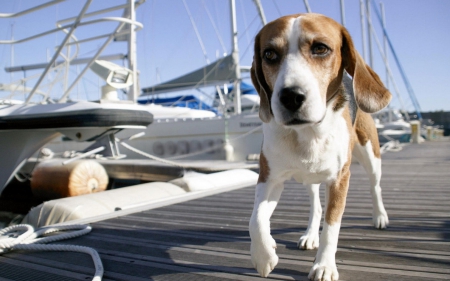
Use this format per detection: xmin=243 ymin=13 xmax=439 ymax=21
xmin=1 ymin=140 xmax=450 ymax=281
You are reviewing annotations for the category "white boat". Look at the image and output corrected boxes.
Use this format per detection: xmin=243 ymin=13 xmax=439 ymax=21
xmin=373 ymin=109 xmax=412 ymax=144
xmin=41 ymin=0 xmax=265 ymax=163
xmin=0 ymin=1 xmax=155 ymax=194
xmin=0 ymin=101 xmax=152 ymax=194
xmin=49 ymin=107 xmax=262 ymax=162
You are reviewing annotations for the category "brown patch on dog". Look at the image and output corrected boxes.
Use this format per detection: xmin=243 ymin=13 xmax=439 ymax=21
xmin=251 ymin=16 xmax=292 ymax=123
xmin=354 ymin=111 xmax=381 ymax=158
xmin=258 ymin=152 xmax=270 ymax=184
xmin=341 ymin=28 xmax=391 ymax=113
xmin=325 ymin=107 xmax=354 ymax=225
xmin=299 ymin=15 xmax=345 ymax=105
xmin=325 ymin=162 xmax=351 ymax=225
xmin=332 ymin=86 xmax=348 ymax=112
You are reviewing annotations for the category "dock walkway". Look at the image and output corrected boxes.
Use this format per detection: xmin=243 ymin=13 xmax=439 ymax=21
xmin=1 ymin=141 xmax=449 ymax=280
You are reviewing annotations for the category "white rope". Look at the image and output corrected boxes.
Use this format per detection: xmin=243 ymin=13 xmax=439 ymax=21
xmin=169 ymin=124 xmax=262 ymax=160
xmin=0 ymin=224 xmax=103 ymax=281
xmin=380 ymin=139 xmax=404 ymax=154
xmin=116 ymin=125 xmax=262 ymax=171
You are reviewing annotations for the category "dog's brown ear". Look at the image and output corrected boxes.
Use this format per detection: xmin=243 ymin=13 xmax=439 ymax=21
xmin=251 ymin=33 xmax=272 ymax=123
xmin=341 ymin=28 xmax=391 ymax=113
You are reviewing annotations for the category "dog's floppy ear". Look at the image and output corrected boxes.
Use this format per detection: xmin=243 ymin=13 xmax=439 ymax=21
xmin=251 ymin=33 xmax=272 ymax=123
xmin=341 ymin=28 xmax=391 ymax=113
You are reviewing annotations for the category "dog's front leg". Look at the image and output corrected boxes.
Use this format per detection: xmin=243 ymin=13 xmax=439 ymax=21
xmin=298 ymin=183 xmax=322 ymax=250
xmin=249 ymin=180 xmax=284 ymax=277
xmin=308 ymin=166 xmax=350 ymax=281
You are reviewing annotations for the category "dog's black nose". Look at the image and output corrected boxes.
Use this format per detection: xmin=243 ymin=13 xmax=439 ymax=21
xmin=279 ymin=87 xmax=305 ymax=112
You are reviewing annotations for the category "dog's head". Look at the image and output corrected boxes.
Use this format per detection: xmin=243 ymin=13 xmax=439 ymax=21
xmin=251 ymin=13 xmax=391 ymax=125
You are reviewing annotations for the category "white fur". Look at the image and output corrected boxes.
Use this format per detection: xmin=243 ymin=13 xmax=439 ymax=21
xmin=249 ymin=182 xmax=284 ymax=277
xmin=298 ymin=184 xmax=321 ymax=250
xmin=353 ymin=141 xmax=389 ymax=228
xmin=264 ymin=104 xmax=349 ymax=186
xmin=308 ymin=222 xmax=340 ymax=281
xmin=271 ymin=17 xmax=325 ymax=125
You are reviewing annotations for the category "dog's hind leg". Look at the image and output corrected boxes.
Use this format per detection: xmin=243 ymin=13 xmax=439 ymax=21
xmin=353 ymin=141 xmax=389 ymax=229
xmin=298 ymin=183 xmax=321 ymax=250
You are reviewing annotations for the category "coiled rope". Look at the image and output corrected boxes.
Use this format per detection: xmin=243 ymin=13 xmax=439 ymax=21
xmin=0 ymin=224 xmax=103 ymax=281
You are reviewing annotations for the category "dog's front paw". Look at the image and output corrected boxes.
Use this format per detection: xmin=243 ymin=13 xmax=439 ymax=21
xmin=298 ymin=232 xmax=320 ymax=250
xmin=250 ymin=237 xmax=278 ymax=277
xmin=373 ymin=210 xmax=389 ymax=229
xmin=308 ymin=261 xmax=339 ymax=281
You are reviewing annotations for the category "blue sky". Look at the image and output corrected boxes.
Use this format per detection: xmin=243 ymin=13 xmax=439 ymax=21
xmin=1 ymin=0 xmax=449 ymax=112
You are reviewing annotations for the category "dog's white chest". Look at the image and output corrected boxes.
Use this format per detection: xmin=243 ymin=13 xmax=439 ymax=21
xmin=264 ymin=117 xmax=349 ymax=184
xmin=292 ymin=135 xmax=345 ymax=184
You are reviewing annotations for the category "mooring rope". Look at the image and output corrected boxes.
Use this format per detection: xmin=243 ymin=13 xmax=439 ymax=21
xmin=168 ymin=124 xmax=263 ymax=160
xmin=115 ymin=125 xmax=262 ymax=172
xmin=0 ymin=224 xmax=103 ymax=281
xmin=118 ymin=140 xmax=258 ymax=172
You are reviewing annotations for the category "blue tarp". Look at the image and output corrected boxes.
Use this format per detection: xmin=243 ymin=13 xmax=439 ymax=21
xmin=218 ymin=82 xmax=257 ymax=96
xmin=137 ymin=95 xmax=214 ymax=111
xmin=137 ymin=82 xmax=256 ymax=113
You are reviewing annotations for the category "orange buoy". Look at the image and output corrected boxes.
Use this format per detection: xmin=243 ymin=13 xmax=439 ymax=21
xmin=31 ymin=159 xmax=108 ymax=200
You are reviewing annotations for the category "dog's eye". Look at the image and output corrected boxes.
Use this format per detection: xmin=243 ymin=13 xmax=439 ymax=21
xmin=311 ymin=43 xmax=329 ymax=56
xmin=263 ymin=50 xmax=278 ymax=62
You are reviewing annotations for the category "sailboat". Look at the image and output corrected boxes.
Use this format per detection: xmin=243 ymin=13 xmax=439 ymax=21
xmin=45 ymin=0 xmax=266 ymax=162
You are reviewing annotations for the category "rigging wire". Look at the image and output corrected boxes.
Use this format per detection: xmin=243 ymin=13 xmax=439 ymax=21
xmin=271 ymin=0 xmax=283 ymax=17
xmin=182 ymin=0 xmax=210 ymax=64
xmin=363 ymin=4 xmax=410 ymax=117
xmin=238 ymin=0 xmax=251 ymax=47
xmin=238 ymin=15 xmax=260 ymax=61
xmin=201 ymin=0 xmax=227 ymax=55
xmin=370 ymin=0 xmax=422 ymax=119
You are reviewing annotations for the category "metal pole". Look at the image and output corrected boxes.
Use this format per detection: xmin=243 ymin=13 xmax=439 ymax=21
xmin=127 ymin=0 xmax=138 ymax=101
xmin=252 ymin=0 xmax=267 ymax=25
xmin=380 ymin=2 xmax=389 ymax=90
xmin=366 ymin=0 xmax=374 ymax=68
xmin=340 ymin=0 xmax=346 ymax=27
xmin=303 ymin=0 xmax=312 ymax=13
xmin=230 ymin=0 xmax=241 ymax=114
xmin=359 ymin=0 xmax=367 ymax=61
xmin=10 ymin=23 xmax=14 ymax=83
xmin=58 ymin=22 xmax=127 ymax=103
xmin=26 ymin=0 xmax=93 ymax=103
xmin=0 ymin=0 xmax=65 ymax=18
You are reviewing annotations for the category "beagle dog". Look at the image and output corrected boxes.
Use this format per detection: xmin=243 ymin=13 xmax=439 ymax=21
xmin=249 ymin=13 xmax=391 ymax=281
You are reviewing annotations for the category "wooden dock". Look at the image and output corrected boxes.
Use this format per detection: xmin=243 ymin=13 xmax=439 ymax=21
xmin=1 ymin=140 xmax=449 ymax=280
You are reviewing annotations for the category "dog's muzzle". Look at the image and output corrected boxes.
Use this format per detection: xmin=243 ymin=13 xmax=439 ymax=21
xmin=279 ymin=87 xmax=305 ymax=113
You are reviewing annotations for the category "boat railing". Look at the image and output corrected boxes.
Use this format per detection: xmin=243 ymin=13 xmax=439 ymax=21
xmin=0 ymin=0 xmax=144 ymax=104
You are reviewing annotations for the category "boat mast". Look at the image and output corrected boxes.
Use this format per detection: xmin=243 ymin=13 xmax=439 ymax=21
xmin=302 ymin=0 xmax=312 ymax=13
xmin=127 ymin=0 xmax=138 ymax=101
xmin=379 ymin=2 xmax=389 ymax=91
xmin=365 ymin=0 xmax=374 ymax=68
xmin=340 ymin=0 xmax=346 ymax=26
xmin=359 ymin=0 xmax=367 ymax=61
xmin=10 ymin=23 xmax=14 ymax=83
xmin=230 ymin=0 xmax=241 ymax=114
xmin=252 ymin=0 xmax=267 ymax=25
xmin=379 ymin=2 xmax=392 ymax=121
